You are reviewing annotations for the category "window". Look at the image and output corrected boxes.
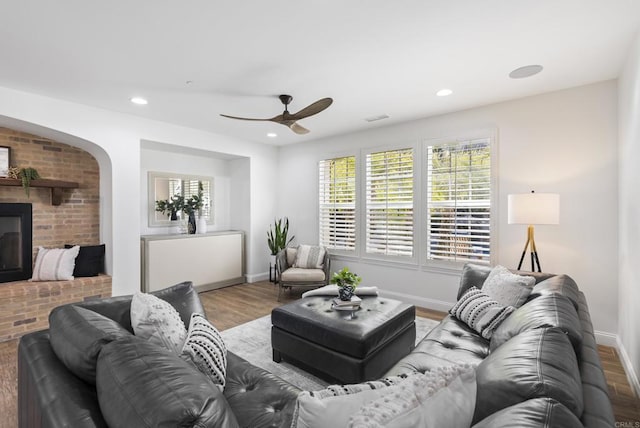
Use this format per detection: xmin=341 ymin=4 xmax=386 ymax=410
xmin=365 ymin=148 xmax=414 ymax=257
xmin=426 ymin=138 xmax=491 ymax=264
xmin=318 ymin=156 xmax=356 ymax=252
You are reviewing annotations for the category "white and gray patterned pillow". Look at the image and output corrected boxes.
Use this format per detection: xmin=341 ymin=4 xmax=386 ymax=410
xmin=292 ymin=374 xmax=410 ymax=428
xmin=450 ymin=287 xmax=515 ymax=339
xmin=349 ymin=364 xmax=477 ymax=428
xmin=130 ymin=292 xmax=187 ymax=354
xmin=181 ymin=313 xmax=227 ymax=390
xmin=482 ymin=265 xmax=535 ymax=308
xmin=30 ymin=246 xmax=80 ymax=281
xmin=294 ymin=245 xmax=326 ymax=269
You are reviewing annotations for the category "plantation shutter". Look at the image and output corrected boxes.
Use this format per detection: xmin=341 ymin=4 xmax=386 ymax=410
xmin=426 ymin=138 xmax=491 ymax=264
xmin=318 ymin=156 xmax=356 ymax=251
xmin=183 ymin=179 xmax=213 ymax=221
xmin=365 ymin=148 xmax=414 ymax=257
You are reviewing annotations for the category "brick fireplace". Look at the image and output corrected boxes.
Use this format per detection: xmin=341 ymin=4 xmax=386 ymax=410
xmin=0 ymin=127 xmax=111 ymax=342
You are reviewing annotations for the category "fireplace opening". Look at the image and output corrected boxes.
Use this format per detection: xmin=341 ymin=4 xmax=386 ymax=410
xmin=0 ymin=203 xmax=33 ymax=283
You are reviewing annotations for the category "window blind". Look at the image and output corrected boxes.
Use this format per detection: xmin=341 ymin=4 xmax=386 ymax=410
xmin=426 ymin=139 xmax=491 ymax=264
xmin=318 ymin=156 xmax=356 ymax=251
xmin=365 ymin=148 xmax=414 ymax=257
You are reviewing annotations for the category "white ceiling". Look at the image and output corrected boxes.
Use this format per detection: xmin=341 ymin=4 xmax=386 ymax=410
xmin=1 ymin=1 xmax=639 ymax=146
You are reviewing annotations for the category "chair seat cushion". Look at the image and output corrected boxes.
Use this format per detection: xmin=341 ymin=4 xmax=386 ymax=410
xmin=281 ymin=268 xmax=325 ymax=282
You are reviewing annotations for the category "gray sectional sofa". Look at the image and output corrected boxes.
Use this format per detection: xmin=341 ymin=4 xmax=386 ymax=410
xmin=17 ymin=264 xmax=614 ymax=427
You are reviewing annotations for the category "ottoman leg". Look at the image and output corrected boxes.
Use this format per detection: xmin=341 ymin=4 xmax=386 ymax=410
xmin=273 ymin=349 xmax=282 ymax=363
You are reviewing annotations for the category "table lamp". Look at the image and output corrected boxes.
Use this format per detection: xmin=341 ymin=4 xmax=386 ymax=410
xmin=508 ymin=191 xmax=559 ymax=272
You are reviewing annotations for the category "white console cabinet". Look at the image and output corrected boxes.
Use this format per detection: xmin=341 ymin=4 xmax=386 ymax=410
xmin=140 ymin=231 xmax=244 ymax=292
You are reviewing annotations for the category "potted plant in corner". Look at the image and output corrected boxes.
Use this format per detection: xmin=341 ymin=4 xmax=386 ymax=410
xmin=330 ymin=267 xmax=362 ymax=301
xmin=267 ymin=217 xmax=295 ymax=258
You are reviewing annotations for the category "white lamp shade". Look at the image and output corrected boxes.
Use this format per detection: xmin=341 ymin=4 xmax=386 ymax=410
xmin=508 ymin=193 xmax=560 ymax=225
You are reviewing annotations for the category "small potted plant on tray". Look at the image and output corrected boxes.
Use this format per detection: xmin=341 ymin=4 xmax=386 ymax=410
xmin=331 ymin=267 xmax=362 ymax=301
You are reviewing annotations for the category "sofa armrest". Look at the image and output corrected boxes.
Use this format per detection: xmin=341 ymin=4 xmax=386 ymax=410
xmin=19 ymin=330 xmax=107 ymax=428
xmin=276 ymin=250 xmax=288 ymax=277
xmin=322 ymin=251 xmax=331 ymax=284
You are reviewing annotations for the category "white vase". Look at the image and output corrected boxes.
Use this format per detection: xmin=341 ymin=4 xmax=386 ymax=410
xmin=197 ymin=215 xmax=207 ymax=234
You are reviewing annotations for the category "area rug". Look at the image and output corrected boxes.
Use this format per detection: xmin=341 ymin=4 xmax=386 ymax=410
xmin=220 ymin=315 xmax=439 ymax=390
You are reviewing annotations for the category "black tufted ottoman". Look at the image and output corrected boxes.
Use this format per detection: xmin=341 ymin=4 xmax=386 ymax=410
xmin=271 ymin=296 xmax=416 ymax=384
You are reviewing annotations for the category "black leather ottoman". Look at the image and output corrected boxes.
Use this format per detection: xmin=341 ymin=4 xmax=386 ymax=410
xmin=271 ymin=296 xmax=416 ymax=384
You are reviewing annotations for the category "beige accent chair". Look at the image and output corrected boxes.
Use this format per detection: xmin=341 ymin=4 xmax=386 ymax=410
xmin=275 ymin=246 xmax=330 ymax=301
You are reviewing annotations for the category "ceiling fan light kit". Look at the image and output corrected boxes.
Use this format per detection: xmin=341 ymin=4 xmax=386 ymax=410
xmin=221 ymin=94 xmax=333 ymax=135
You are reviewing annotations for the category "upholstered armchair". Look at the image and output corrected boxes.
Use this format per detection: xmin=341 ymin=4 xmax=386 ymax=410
xmin=275 ymin=245 xmax=331 ymax=300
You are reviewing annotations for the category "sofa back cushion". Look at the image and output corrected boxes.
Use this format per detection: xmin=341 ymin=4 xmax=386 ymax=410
xmin=96 ymin=336 xmax=239 ymax=428
xmin=49 ymin=305 xmax=132 ymax=384
xmin=473 ymin=328 xmax=583 ymax=424
xmin=529 ymin=274 xmax=581 ymax=310
xmin=457 ymin=263 xmax=555 ymax=300
xmin=472 ymin=398 xmax=583 ymax=428
xmin=490 ymin=293 xmax=583 ymax=352
xmin=77 ymin=281 xmax=203 ymax=332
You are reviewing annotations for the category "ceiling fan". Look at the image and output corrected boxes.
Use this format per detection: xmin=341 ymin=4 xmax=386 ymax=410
xmin=220 ymin=94 xmax=333 ymax=135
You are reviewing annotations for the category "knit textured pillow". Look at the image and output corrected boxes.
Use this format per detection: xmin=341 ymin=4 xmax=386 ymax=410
xmin=294 ymin=245 xmax=326 ymax=269
xmin=450 ymin=287 xmax=515 ymax=339
xmin=31 ymin=246 xmax=80 ymax=281
xmin=130 ymin=292 xmax=187 ymax=354
xmin=181 ymin=313 xmax=227 ymax=390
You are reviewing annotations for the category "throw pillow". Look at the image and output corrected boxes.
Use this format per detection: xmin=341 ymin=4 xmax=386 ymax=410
xmin=481 ymin=265 xmax=535 ymax=308
xmin=449 ymin=287 xmax=515 ymax=339
xmin=294 ymin=244 xmax=326 ymax=269
xmin=130 ymin=292 xmax=187 ymax=354
xmin=30 ymin=245 xmax=80 ymax=281
xmin=181 ymin=313 xmax=227 ymax=390
xmin=65 ymin=244 xmax=105 ymax=277
xmin=349 ymin=364 xmax=477 ymax=428
xmin=291 ymin=374 xmax=410 ymax=428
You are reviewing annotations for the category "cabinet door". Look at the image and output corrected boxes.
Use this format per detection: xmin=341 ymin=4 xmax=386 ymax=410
xmin=144 ymin=234 xmax=243 ymax=292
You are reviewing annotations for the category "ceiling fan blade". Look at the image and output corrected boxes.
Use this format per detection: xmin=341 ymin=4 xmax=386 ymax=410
xmin=289 ymin=122 xmax=310 ymax=135
xmin=220 ymin=114 xmax=271 ymax=122
xmin=290 ymin=98 xmax=333 ymax=120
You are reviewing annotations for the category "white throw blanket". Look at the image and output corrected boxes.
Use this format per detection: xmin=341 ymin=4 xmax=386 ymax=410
xmin=302 ymin=284 xmax=379 ymax=298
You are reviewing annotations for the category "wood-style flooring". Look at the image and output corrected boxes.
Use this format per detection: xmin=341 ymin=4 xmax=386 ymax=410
xmin=0 ymin=281 xmax=638 ymax=427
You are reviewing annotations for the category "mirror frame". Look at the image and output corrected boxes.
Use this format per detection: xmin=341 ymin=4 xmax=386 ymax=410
xmin=147 ymin=171 xmax=215 ymax=227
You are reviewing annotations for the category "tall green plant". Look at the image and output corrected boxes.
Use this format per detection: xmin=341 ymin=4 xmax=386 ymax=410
xmin=267 ymin=217 xmax=294 ymax=255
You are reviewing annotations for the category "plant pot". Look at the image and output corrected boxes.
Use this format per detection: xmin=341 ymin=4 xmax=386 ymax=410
xmin=338 ymin=284 xmax=355 ymax=301
xmin=197 ymin=215 xmax=207 ymax=234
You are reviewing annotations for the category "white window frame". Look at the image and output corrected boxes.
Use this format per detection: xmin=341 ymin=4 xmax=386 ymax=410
xmin=317 ymin=153 xmax=360 ymax=257
xmin=360 ymin=143 xmax=419 ymax=265
xmin=421 ymin=131 xmax=498 ymax=270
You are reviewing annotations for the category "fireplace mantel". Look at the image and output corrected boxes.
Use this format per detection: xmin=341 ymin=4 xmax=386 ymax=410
xmin=0 ymin=178 xmax=79 ymax=205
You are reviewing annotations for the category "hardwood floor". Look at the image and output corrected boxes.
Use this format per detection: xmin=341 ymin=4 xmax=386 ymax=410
xmin=0 ymin=281 xmax=638 ymax=427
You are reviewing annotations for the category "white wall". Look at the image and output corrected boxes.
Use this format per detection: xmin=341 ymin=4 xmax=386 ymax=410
xmin=618 ymin=30 xmax=640 ymax=394
xmin=0 ymin=86 xmax=278 ymax=296
xmin=278 ymin=81 xmax=619 ymax=339
xmin=139 ymin=146 xmax=235 ymax=235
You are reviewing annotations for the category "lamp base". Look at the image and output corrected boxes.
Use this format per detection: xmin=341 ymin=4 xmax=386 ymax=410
xmin=517 ymin=225 xmax=542 ymax=272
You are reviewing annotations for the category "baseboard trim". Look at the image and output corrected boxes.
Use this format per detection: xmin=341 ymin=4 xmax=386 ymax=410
xmin=617 ymin=337 xmax=640 ymax=397
xmin=595 ymin=330 xmax=618 ymax=347
xmin=246 ymin=272 xmax=268 ymax=283
xmin=378 ymin=289 xmax=453 ymax=313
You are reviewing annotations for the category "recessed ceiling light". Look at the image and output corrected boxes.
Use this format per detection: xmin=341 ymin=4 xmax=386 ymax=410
xmin=130 ymin=97 xmax=148 ymax=105
xmin=509 ymin=65 xmax=543 ymax=79
xmin=267 ymin=132 xmax=278 ymax=138
xmin=436 ymin=89 xmax=453 ymax=97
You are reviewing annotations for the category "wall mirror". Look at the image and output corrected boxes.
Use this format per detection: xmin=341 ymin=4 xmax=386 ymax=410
xmin=148 ymin=171 xmax=214 ymax=227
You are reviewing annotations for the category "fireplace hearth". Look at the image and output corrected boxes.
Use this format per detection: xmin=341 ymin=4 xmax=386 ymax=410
xmin=0 ymin=203 xmax=33 ymax=283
